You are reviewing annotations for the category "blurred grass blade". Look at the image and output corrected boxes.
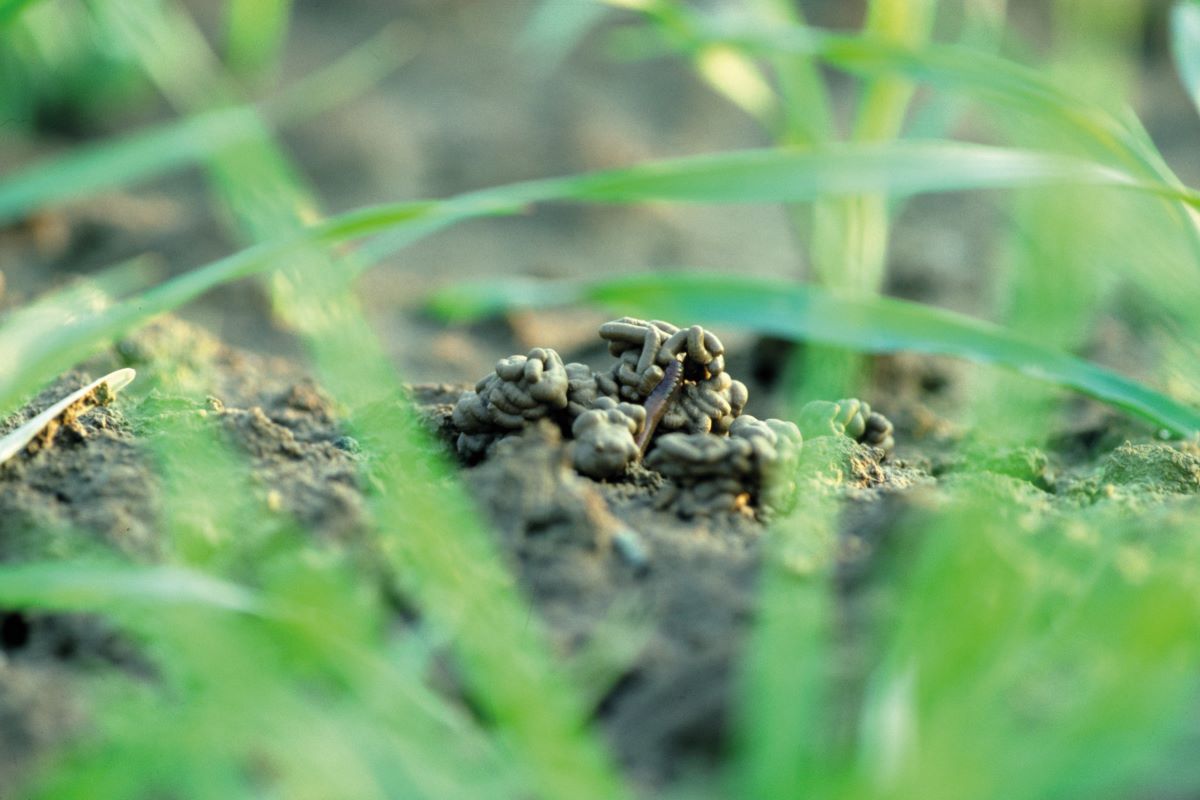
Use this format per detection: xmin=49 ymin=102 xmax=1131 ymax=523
xmin=854 ymin=0 xmax=936 ymax=143
xmin=262 ymin=23 xmax=417 ymax=124
xmin=6 ymin=140 xmax=1200 ymax=418
xmin=734 ymin=509 xmax=843 ymax=797
xmin=6 ymin=140 xmax=1199 ymax=420
xmin=823 ymin=0 xmax=935 ymax=291
xmin=0 ymin=561 xmax=262 ymax=613
xmin=749 ymin=0 xmax=834 ymax=145
xmin=698 ymin=18 xmax=1173 ymax=182
xmin=0 ymin=108 xmax=262 ymax=224
xmin=520 ymin=0 xmax=611 ymax=71
xmin=11 ymin=137 xmax=1166 ymax=234
xmin=0 ymin=0 xmax=41 ymax=26
xmin=225 ymin=0 xmax=293 ymax=78
xmin=705 ymin=14 xmax=1200 ymax=262
xmin=430 ymin=272 xmax=1200 ymax=437
xmin=612 ymin=0 xmax=782 ymax=126
xmin=0 ymin=198 xmax=451 ymax=415
xmin=903 ymin=0 xmax=1007 ymax=141
xmin=1 ymin=559 xmax=519 ymax=800
xmin=214 ymin=138 xmax=1200 ymax=237
xmin=693 ymin=44 xmax=779 ymax=123
xmin=531 ymin=142 xmax=1197 ymax=205
xmin=874 ymin=499 xmax=1200 ymax=799
xmin=619 ymin=4 xmax=1171 ymax=188
xmin=111 ymin=0 xmax=629 ymax=793
xmin=0 ymin=29 xmax=411 ymax=224
xmin=1172 ymin=1 xmax=1200 ymax=117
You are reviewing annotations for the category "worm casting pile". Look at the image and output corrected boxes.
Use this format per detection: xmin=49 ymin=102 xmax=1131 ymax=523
xmin=450 ymin=318 xmax=894 ymax=517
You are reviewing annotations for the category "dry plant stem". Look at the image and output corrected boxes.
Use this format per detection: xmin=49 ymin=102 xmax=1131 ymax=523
xmin=636 ymin=358 xmax=684 ymax=455
xmin=0 ymin=368 xmax=136 ymax=467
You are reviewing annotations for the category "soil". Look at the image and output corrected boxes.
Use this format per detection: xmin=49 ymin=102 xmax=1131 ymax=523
xmin=4 ymin=1 xmax=1200 ymax=795
xmin=0 ymin=314 xmax=1195 ymax=793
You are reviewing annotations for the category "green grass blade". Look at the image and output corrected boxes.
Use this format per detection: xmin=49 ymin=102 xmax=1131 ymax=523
xmin=5 ymin=138 xmax=1197 ymax=421
xmin=224 ymin=0 xmax=293 ymax=78
xmin=520 ymin=0 xmax=611 ymax=71
xmin=0 ymin=561 xmax=262 ymax=613
xmin=0 ymin=559 xmax=521 ymax=800
xmin=802 ymin=25 xmax=1200 ymax=257
xmin=1172 ymin=1 xmax=1200 ymax=117
xmin=294 ymin=140 xmax=1200 ymax=216
xmin=107 ymin=1 xmax=630 ymax=792
xmin=3 ymin=139 xmax=1195 ymax=412
xmin=749 ymin=0 xmax=834 ymax=145
xmin=261 ymin=24 xmax=416 ymax=124
xmin=0 ymin=108 xmax=263 ymax=223
xmin=3 ymin=136 xmax=1190 ymax=241
xmin=0 ymin=199 xmax=453 ymax=415
xmin=0 ymin=0 xmax=42 ymax=26
xmin=429 ymin=271 xmax=1200 ymax=437
xmin=732 ymin=508 xmax=843 ymax=797
xmin=138 ymin=412 xmax=523 ymax=799
xmin=6 ymin=139 xmax=1198 ymax=418
xmin=853 ymin=0 xmax=936 ymax=143
xmin=869 ymin=498 xmax=1200 ymax=800
xmin=548 ymin=141 xmax=1172 ymax=204
xmin=693 ymin=18 xmax=1177 ymax=186
xmin=830 ymin=0 xmax=936 ymax=287
xmin=0 ymin=29 xmax=410 ymax=225
xmin=619 ymin=7 xmax=1169 ymax=189
xmin=611 ymin=0 xmax=781 ymax=126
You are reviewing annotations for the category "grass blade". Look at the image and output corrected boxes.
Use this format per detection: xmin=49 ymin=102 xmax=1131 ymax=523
xmin=1172 ymin=1 xmax=1200 ymax=117
xmin=224 ymin=0 xmax=293 ymax=78
xmin=0 ymin=27 xmax=411 ymax=225
xmin=854 ymin=0 xmax=937 ymax=143
xmin=749 ymin=0 xmax=834 ymax=145
xmin=732 ymin=506 xmax=844 ymax=798
xmin=1 ymin=558 xmax=521 ymax=800
xmin=687 ymin=12 xmax=1200 ymax=264
xmin=614 ymin=4 xmax=1173 ymax=193
xmin=5 ymin=141 xmax=1197 ymax=418
xmin=520 ymin=0 xmax=611 ymax=71
xmin=261 ymin=24 xmax=416 ymax=124
xmin=868 ymin=499 xmax=1200 ymax=800
xmin=0 ymin=108 xmax=263 ymax=224
xmin=550 ymin=141 xmax=1169 ymax=204
xmin=691 ymin=15 xmax=1193 ymax=200
xmin=4 ymin=138 xmax=1196 ymax=416
xmin=108 ymin=1 xmax=630 ymax=793
xmin=0 ymin=0 xmax=41 ymax=26
xmin=0 ymin=561 xmax=262 ymax=613
xmin=3 ymin=136 xmax=1190 ymax=244
xmin=429 ymin=271 xmax=1200 ymax=437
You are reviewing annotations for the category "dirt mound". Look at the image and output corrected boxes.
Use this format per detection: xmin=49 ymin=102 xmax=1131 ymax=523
xmin=0 ymin=315 xmax=1187 ymax=791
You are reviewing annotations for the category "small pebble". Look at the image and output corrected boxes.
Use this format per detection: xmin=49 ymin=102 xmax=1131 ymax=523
xmin=612 ymin=527 xmax=650 ymax=576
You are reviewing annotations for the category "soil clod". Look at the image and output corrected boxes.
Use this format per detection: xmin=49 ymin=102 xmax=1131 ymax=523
xmin=449 ymin=318 xmax=897 ymax=518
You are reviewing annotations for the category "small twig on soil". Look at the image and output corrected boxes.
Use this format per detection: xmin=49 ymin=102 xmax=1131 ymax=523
xmin=0 ymin=368 xmax=136 ymax=467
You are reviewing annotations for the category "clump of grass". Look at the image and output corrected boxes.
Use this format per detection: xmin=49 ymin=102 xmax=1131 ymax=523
xmin=0 ymin=0 xmax=149 ymax=133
